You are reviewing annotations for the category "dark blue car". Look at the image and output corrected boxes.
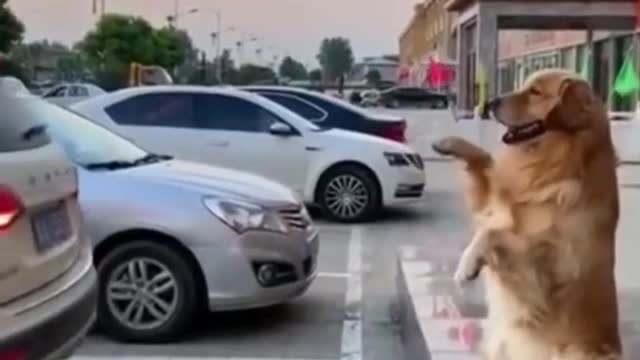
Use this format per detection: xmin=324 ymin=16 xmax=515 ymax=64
xmin=241 ymin=86 xmax=408 ymax=143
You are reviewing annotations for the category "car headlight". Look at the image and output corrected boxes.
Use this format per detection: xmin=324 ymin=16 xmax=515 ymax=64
xmin=203 ymin=197 xmax=288 ymax=234
xmin=384 ymin=152 xmax=410 ymax=166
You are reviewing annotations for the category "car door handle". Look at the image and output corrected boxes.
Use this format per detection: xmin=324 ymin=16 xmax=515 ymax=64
xmin=208 ymin=141 xmax=229 ymax=147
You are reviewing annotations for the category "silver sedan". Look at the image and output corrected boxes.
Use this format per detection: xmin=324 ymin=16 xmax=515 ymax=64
xmin=34 ymin=99 xmax=319 ymax=343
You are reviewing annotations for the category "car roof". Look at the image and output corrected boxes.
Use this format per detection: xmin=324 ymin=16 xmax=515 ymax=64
xmin=239 ymin=85 xmax=313 ymax=94
xmin=74 ymin=85 xmax=262 ymax=109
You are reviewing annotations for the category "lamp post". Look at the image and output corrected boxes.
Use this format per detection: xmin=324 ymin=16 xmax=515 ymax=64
xmin=167 ymin=8 xmax=223 ymax=83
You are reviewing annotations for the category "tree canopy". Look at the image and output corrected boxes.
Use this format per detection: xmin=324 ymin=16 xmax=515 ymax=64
xmin=78 ymin=14 xmax=195 ymax=89
xmin=279 ymin=56 xmax=307 ymax=80
xmin=0 ymin=0 xmax=24 ymax=53
xmin=316 ymin=37 xmax=354 ymax=82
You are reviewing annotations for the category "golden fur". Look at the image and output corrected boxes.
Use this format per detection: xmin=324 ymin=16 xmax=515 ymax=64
xmin=432 ymin=69 xmax=621 ymax=360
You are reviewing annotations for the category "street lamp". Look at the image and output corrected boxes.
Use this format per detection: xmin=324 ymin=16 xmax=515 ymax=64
xmin=166 ymin=8 xmax=198 ymax=28
xmin=165 ymin=8 xmax=223 ymax=82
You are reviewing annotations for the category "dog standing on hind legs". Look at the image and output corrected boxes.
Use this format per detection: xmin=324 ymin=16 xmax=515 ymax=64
xmin=432 ymin=69 xmax=621 ymax=360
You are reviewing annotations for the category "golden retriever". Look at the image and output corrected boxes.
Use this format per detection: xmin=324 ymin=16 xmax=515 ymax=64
xmin=432 ymin=68 xmax=621 ymax=360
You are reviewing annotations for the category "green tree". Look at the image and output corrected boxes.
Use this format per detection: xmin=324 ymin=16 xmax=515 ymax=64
xmin=0 ymin=0 xmax=24 ymax=53
xmin=316 ymin=37 xmax=354 ymax=82
xmin=309 ymin=68 xmax=322 ymax=83
xmin=234 ymin=63 xmax=276 ymax=85
xmin=366 ymin=69 xmax=382 ymax=85
xmin=278 ymin=56 xmax=307 ymax=80
xmin=78 ymin=14 xmax=195 ymax=89
xmin=213 ymin=48 xmax=237 ymax=84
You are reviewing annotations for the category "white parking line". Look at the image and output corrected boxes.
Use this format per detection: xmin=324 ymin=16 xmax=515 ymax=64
xmin=340 ymin=226 xmax=363 ymax=360
xmin=317 ymin=271 xmax=351 ymax=279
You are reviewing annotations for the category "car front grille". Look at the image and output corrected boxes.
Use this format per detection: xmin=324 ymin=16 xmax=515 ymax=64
xmin=406 ymin=153 xmax=424 ymax=169
xmin=279 ymin=206 xmax=311 ymax=231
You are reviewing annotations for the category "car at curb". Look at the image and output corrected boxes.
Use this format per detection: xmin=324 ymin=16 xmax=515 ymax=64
xmin=0 ymin=87 xmax=97 ymax=358
xmin=72 ymin=86 xmax=426 ymax=223
xmin=36 ymin=96 xmax=319 ymax=343
xmin=242 ymin=86 xmax=407 ymax=142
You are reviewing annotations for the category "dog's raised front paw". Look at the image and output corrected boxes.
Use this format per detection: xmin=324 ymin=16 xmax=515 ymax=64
xmin=431 ymin=136 xmax=470 ymax=156
xmin=453 ymin=252 xmax=482 ymax=286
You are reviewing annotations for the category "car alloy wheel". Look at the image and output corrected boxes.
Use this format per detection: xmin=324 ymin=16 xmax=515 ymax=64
xmin=317 ymin=165 xmax=381 ymax=222
xmin=97 ymin=240 xmax=200 ymax=343
xmin=106 ymin=258 xmax=179 ymax=331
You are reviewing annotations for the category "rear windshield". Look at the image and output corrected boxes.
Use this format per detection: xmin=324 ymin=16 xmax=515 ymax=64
xmin=0 ymin=94 xmax=52 ymax=152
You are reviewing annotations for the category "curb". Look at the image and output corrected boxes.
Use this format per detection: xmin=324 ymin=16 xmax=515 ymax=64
xmin=396 ymin=253 xmax=432 ymax=360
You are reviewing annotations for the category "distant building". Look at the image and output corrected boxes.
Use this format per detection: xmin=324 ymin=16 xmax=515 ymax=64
xmin=349 ymin=56 xmax=399 ymax=84
xmin=497 ymin=29 xmax=636 ymax=111
xmin=398 ymin=0 xmax=457 ymax=88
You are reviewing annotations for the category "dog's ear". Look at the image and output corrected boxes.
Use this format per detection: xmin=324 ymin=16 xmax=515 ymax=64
xmin=547 ymin=78 xmax=595 ymax=131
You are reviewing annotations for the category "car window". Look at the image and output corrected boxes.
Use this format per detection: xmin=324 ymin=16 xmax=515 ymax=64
xmin=260 ymin=93 xmax=326 ymax=122
xmin=68 ymin=85 xmax=89 ymax=97
xmin=194 ymin=94 xmax=281 ymax=132
xmin=0 ymin=95 xmax=52 ymax=152
xmin=105 ymin=93 xmax=196 ymax=128
xmin=44 ymin=86 xmax=68 ymax=98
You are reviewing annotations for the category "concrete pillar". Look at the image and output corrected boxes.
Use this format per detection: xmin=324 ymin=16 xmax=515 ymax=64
xmin=455 ymin=22 xmax=465 ymax=114
xmin=477 ymin=8 xmax=498 ymax=103
xmin=585 ymin=29 xmax=594 ymax=85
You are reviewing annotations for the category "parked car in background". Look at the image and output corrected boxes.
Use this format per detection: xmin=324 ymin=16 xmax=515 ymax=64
xmin=0 ymin=88 xmax=97 ymax=358
xmin=72 ymin=86 xmax=426 ymax=222
xmin=43 ymin=83 xmax=106 ymax=107
xmin=242 ymin=86 xmax=408 ymax=143
xmin=360 ymin=89 xmax=381 ymax=107
xmin=379 ymin=86 xmax=449 ymax=109
xmin=34 ymin=97 xmax=319 ymax=343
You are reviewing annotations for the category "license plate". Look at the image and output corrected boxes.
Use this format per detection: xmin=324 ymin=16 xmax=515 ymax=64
xmin=32 ymin=204 xmax=72 ymax=252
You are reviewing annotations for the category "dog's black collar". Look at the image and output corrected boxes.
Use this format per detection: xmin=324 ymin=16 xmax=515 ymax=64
xmin=502 ymin=120 xmax=547 ymax=145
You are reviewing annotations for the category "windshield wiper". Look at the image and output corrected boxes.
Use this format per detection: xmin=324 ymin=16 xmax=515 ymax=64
xmin=133 ymin=153 xmax=173 ymax=165
xmin=85 ymin=153 xmax=173 ymax=171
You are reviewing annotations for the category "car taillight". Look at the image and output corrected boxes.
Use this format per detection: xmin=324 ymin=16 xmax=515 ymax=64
xmin=380 ymin=122 xmax=407 ymax=143
xmin=0 ymin=349 xmax=28 ymax=360
xmin=0 ymin=186 xmax=24 ymax=232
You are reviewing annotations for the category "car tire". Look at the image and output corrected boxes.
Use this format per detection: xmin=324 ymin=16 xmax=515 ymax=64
xmin=96 ymin=239 xmax=200 ymax=343
xmin=316 ymin=165 xmax=381 ymax=223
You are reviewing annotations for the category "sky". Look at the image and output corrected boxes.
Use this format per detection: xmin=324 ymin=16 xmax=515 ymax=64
xmin=8 ymin=0 xmax=416 ymax=67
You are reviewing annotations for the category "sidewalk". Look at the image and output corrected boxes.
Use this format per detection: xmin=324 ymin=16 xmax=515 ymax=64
xmin=405 ymin=111 xmax=640 ymax=164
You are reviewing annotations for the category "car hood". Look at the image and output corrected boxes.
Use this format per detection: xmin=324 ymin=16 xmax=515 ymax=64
xmin=119 ymin=159 xmax=299 ymax=206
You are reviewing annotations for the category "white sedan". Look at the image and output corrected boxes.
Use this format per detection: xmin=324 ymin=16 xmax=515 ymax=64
xmin=72 ymin=86 xmax=426 ymax=222
xmin=43 ymin=83 xmax=106 ymax=107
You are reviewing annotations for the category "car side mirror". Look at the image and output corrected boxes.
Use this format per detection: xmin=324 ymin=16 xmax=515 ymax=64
xmin=269 ymin=122 xmax=294 ymax=136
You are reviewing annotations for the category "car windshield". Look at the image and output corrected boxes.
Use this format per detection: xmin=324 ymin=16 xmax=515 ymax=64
xmin=23 ymin=96 xmax=150 ymax=168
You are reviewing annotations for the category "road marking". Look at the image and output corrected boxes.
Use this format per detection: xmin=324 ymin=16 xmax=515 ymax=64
xmin=318 ymin=271 xmax=351 ymax=279
xmin=340 ymin=226 xmax=363 ymax=360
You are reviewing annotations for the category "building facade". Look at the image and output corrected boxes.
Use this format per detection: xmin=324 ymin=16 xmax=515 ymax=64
xmin=399 ymin=0 xmax=457 ymax=87
xmin=497 ymin=30 xmax=637 ymax=111
xmin=349 ymin=56 xmax=399 ymax=84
